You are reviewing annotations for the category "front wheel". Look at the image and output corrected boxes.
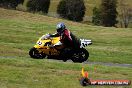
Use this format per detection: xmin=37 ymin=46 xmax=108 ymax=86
xmin=71 ymin=48 xmax=89 ymax=63
xmin=29 ymin=47 xmax=46 ymax=59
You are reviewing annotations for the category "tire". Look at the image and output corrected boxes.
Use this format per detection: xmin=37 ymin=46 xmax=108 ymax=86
xmin=71 ymin=48 xmax=89 ymax=63
xmin=29 ymin=47 xmax=46 ymax=59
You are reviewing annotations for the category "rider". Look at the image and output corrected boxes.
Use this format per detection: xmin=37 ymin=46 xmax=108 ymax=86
xmin=51 ymin=22 xmax=80 ymax=49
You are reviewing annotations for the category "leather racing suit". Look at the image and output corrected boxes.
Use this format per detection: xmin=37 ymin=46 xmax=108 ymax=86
xmin=51 ymin=29 xmax=80 ymax=49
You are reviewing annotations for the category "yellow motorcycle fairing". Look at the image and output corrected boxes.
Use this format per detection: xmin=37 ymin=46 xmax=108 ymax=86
xmin=34 ymin=35 xmax=62 ymax=55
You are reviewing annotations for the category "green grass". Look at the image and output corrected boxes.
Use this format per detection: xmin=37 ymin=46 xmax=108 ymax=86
xmin=0 ymin=8 xmax=132 ymax=64
xmin=0 ymin=8 xmax=132 ymax=88
xmin=0 ymin=57 xmax=132 ymax=88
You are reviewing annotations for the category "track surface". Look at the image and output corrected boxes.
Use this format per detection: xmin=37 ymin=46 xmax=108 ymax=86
xmin=83 ymin=61 xmax=132 ymax=68
xmin=45 ymin=58 xmax=132 ymax=68
xmin=0 ymin=56 xmax=132 ymax=68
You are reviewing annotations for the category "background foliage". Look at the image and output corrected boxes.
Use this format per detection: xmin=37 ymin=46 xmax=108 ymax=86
xmin=26 ymin=0 xmax=50 ymax=14
xmin=0 ymin=0 xmax=24 ymax=9
xmin=57 ymin=0 xmax=86 ymax=22
xmin=100 ymin=0 xmax=118 ymax=27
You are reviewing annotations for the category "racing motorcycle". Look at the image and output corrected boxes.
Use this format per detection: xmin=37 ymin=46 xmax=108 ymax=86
xmin=29 ymin=33 xmax=92 ymax=63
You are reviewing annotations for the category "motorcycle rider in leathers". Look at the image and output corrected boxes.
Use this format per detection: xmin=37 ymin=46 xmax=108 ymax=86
xmin=50 ymin=22 xmax=80 ymax=49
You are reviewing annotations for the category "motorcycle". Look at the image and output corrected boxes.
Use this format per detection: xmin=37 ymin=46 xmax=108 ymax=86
xmin=29 ymin=33 xmax=92 ymax=63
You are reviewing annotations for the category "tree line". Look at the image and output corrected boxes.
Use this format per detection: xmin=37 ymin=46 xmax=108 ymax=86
xmin=0 ymin=0 xmax=131 ymax=28
xmin=0 ymin=0 xmax=24 ymax=9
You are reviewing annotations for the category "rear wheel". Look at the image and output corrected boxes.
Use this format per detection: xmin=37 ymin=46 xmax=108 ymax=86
xmin=29 ymin=47 xmax=46 ymax=59
xmin=71 ymin=48 xmax=89 ymax=63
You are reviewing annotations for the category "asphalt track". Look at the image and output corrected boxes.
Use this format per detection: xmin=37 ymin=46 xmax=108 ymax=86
xmin=83 ymin=61 xmax=132 ymax=68
xmin=45 ymin=58 xmax=132 ymax=68
xmin=0 ymin=56 xmax=132 ymax=68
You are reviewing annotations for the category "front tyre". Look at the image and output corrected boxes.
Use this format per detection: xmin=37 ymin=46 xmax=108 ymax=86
xmin=71 ymin=48 xmax=89 ymax=63
xmin=29 ymin=47 xmax=46 ymax=59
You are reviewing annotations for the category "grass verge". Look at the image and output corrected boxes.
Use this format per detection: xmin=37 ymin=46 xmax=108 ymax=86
xmin=0 ymin=57 xmax=132 ymax=88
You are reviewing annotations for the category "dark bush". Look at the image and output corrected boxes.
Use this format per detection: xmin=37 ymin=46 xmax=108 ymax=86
xmin=0 ymin=0 xmax=24 ymax=9
xmin=100 ymin=0 xmax=118 ymax=27
xmin=57 ymin=0 xmax=86 ymax=22
xmin=27 ymin=0 xmax=50 ymax=14
xmin=92 ymin=7 xmax=102 ymax=26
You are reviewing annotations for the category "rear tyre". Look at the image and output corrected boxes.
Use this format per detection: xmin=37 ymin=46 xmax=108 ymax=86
xmin=29 ymin=47 xmax=46 ymax=59
xmin=71 ymin=48 xmax=89 ymax=63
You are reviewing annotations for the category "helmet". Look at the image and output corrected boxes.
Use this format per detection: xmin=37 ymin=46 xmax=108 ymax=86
xmin=56 ymin=23 xmax=66 ymax=33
